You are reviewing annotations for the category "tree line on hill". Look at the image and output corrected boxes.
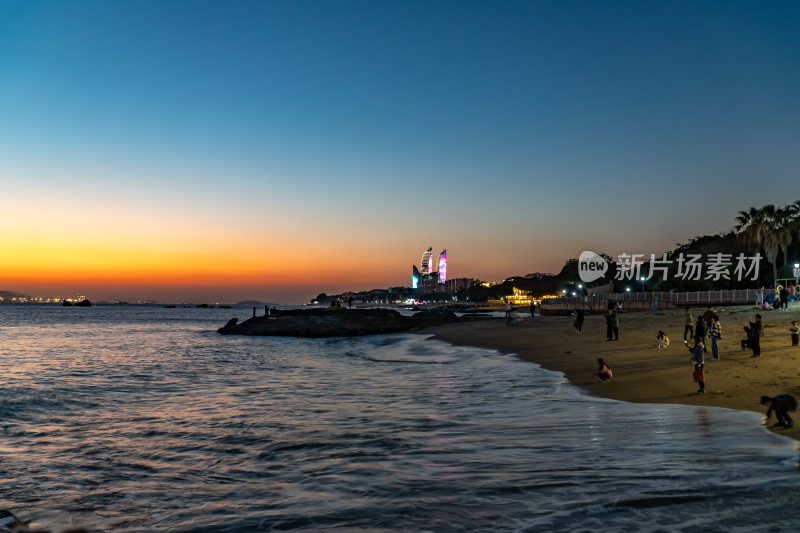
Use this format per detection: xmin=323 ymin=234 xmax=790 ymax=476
xmin=471 ymin=201 xmax=800 ymax=301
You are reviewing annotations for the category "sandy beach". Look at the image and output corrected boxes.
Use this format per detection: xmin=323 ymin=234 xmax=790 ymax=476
xmin=428 ymin=305 xmax=800 ymax=440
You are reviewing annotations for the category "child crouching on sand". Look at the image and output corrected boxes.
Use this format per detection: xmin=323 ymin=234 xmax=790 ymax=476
xmin=761 ymin=394 xmax=797 ymax=428
xmin=657 ymin=330 xmax=669 ymax=348
xmin=693 ymin=363 xmax=705 ymax=395
xmin=592 ymin=358 xmax=613 ymax=382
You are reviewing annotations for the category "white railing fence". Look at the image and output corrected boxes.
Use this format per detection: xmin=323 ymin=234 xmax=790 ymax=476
xmin=543 ymin=289 xmax=768 ymax=306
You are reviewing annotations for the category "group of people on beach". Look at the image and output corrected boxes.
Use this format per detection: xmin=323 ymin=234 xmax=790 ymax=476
xmin=582 ymin=301 xmax=799 ymax=429
xmin=773 ymin=285 xmax=792 ymax=310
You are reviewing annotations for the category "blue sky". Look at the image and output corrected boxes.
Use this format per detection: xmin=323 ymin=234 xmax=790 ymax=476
xmin=1 ymin=1 xmax=799 ymax=301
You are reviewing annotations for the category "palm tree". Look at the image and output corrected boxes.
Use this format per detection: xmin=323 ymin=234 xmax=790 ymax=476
xmin=735 ymin=206 xmax=761 ymax=233
xmin=736 ymin=205 xmax=780 ymax=285
xmin=789 ymin=201 xmax=800 ymax=263
xmin=776 ymin=205 xmax=797 ymax=267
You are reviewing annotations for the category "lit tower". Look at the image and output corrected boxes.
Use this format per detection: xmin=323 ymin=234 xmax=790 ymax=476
xmin=412 ymin=265 xmax=421 ymax=289
xmin=421 ymin=247 xmax=433 ymax=274
xmin=437 ymin=249 xmax=447 ymax=283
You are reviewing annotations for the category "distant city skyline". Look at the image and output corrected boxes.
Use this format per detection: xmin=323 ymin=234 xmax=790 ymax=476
xmin=2 ymin=1 xmax=799 ymax=303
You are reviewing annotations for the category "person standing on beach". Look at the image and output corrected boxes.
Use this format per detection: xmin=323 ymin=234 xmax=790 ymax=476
xmin=529 ymin=300 xmax=536 ymax=318
xmin=709 ymin=314 xmax=722 ymax=360
xmin=574 ymin=309 xmax=585 ymax=333
xmin=612 ymin=307 xmax=620 ymax=340
xmin=684 ymin=308 xmax=694 ymax=341
xmin=604 ymin=307 xmax=614 ymax=340
xmin=790 ymin=321 xmax=799 ymax=347
xmin=742 ymin=314 xmax=763 ymax=357
xmin=689 ymin=338 xmax=704 ymax=366
xmin=780 ymin=286 xmax=789 ymax=310
xmin=702 ymin=306 xmax=715 ymax=327
xmin=694 ymin=314 xmax=707 ymax=352
xmin=693 ymin=364 xmax=705 ymax=395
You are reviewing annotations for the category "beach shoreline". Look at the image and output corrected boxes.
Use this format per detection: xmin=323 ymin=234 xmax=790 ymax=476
xmin=426 ymin=304 xmax=800 ymax=442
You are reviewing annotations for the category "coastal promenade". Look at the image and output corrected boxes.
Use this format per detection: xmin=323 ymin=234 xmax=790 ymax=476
xmin=429 ymin=304 xmax=800 ymax=441
xmin=542 ymin=289 xmax=771 ymax=314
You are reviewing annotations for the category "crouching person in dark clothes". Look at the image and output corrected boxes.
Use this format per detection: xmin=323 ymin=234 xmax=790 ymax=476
xmin=761 ymin=394 xmax=798 ymax=428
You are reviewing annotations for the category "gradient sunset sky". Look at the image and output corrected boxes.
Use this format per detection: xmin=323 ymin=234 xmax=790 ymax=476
xmin=2 ymin=1 xmax=799 ymax=303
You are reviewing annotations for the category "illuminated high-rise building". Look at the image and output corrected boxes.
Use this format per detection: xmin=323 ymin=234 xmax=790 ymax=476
xmin=421 ymin=247 xmax=433 ymax=274
xmin=411 ymin=247 xmax=448 ymax=292
xmin=411 ymin=265 xmax=421 ymax=289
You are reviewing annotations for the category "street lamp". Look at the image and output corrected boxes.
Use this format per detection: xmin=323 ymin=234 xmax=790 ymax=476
xmin=794 ymin=263 xmax=799 ymax=289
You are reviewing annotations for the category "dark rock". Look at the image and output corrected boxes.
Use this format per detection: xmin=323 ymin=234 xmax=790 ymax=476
xmin=409 ymin=307 xmax=458 ymax=327
xmin=74 ymin=300 xmax=92 ymax=307
xmin=217 ymin=307 xmax=486 ymax=338
xmin=219 ymin=318 xmax=239 ymax=333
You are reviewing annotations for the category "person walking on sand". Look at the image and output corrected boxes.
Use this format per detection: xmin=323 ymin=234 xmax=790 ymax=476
xmin=684 ymin=307 xmax=694 ymax=341
xmin=693 ymin=363 xmax=706 ymax=395
xmin=593 ymin=358 xmax=613 ymax=382
xmin=709 ymin=314 xmax=722 ymax=360
xmin=791 ymin=321 xmax=799 ymax=347
xmin=529 ymin=300 xmax=536 ymax=318
xmin=761 ymin=394 xmax=797 ymax=428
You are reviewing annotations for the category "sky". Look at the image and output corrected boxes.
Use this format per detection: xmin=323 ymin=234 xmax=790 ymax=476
xmin=1 ymin=0 xmax=799 ymax=303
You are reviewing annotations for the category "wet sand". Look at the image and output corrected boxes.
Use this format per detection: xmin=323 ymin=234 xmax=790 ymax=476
xmin=427 ymin=305 xmax=800 ymax=440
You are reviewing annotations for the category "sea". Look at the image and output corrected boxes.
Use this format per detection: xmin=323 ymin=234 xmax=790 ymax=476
xmin=1 ymin=305 xmax=800 ymax=532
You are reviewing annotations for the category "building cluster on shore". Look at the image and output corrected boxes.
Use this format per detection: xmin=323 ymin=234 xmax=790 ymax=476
xmin=312 ymin=247 xmax=552 ymax=306
xmin=0 ymin=291 xmax=93 ymax=305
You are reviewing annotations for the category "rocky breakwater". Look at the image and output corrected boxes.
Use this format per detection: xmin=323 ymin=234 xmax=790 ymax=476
xmin=217 ymin=307 xmax=481 ymax=337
